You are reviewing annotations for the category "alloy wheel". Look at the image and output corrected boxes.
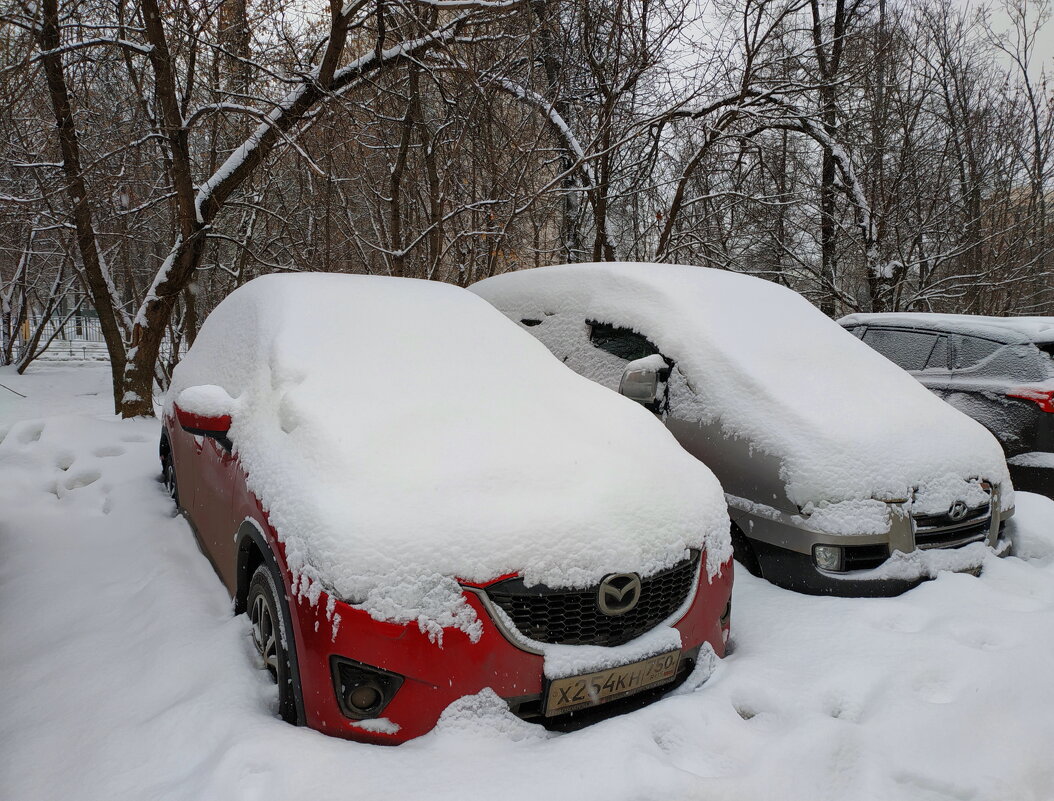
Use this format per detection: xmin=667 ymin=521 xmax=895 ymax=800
xmin=250 ymin=592 xmax=279 ymax=678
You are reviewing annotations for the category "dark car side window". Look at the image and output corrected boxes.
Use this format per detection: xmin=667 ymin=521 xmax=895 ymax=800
xmin=952 ymin=335 xmax=1002 ymax=370
xmin=861 ymin=328 xmax=939 ymax=371
xmin=588 ymin=321 xmax=659 ymax=361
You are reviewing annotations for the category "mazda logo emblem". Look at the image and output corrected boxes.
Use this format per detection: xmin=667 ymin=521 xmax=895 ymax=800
xmin=597 ymin=573 xmax=642 ymax=616
xmin=948 ymin=501 xmax=969 ymax=522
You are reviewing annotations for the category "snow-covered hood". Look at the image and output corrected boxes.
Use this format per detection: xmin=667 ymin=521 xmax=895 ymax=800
xmin=471 ymin=263 xmax=1013 ymax=513
xmin=166 ymin=274 xmax=731 ymax=618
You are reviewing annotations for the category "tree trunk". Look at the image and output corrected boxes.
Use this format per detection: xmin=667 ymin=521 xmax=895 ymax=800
xmin=37 ymin=0 xmax=128 ymax=411
xmin=122 ymin=235 xmax=207 ymax=416
xmin=531 ymin=0 xmax=584 ymax=262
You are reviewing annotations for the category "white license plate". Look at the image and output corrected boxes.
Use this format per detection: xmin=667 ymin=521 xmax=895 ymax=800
xmin=543 ymin=650 xmax=681 ymax=716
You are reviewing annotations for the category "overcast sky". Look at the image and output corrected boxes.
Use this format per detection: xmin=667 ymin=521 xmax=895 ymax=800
xmin=954 ymin=0 xmax=1054 ymax=76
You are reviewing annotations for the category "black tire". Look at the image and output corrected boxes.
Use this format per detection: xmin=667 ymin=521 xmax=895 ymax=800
xmin=730 ymin=522 xmax=763 ymax=578
xmin=247 ymin=564 xmax=300 ymax=724
xmin=160 ymin=438 xmax=179 ymax=507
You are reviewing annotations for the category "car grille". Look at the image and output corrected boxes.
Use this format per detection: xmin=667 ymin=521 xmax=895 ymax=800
xmin=912 ymin=502 xmax=991 ymax=550
xmin=843 ymin=544 xmax=890 ymax=571
xmin=484 ymin=553 xmax=699 ymax=647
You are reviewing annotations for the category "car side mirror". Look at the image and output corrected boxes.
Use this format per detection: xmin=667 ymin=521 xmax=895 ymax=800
xmin=619 ymin=355 xmax=669 ymax=406
xmin=174 ymin=385 xmax=234 ymax=438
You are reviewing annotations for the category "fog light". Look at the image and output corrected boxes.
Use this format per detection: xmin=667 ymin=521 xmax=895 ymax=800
xmin=330 ymin=656 xmax=404 ymax=720
xmin=348 ymin=684 xmax=382 ymax=712
xmin=812 ymin=544 xmax=844 ymax=572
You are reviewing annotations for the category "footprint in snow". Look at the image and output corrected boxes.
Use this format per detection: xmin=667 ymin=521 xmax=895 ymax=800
xmin=54 ymin=451 xmax=76 ymax=471
xmin=823 ymin=691 xmax=864 ymax=723
xmin=64 ymin=469 xmax=101 ymax=491
xmin=93 ymin=445 xmax=125 ymax=458
xmin=119 ymin=434 xmax=148 ymax=443
xmin=730 ymin=685 xmax=780 ymax=721
xmin=16 ymin=421 xmax=45 ymax=445
xmin=651 ymin=719 xmax=692 ymax=755
xmin=733 ymin=703 xmax=759 ymax=721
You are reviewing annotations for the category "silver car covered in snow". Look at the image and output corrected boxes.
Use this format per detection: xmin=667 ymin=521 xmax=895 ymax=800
xmin=473 ymin=262 xmax=1015 ymax=596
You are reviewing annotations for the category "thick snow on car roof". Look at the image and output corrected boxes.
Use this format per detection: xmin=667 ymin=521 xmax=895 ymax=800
xmin=472 ymin=263 xmax=1012 ymax=513
xmin=839 ymin=312 xmax=1054 ymax=345
xmin=166 ymin=274 xmax=730 ymax=634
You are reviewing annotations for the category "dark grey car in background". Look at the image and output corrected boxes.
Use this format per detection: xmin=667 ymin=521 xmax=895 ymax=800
xmin=840 ymin=313 xmax=1054 ymax=499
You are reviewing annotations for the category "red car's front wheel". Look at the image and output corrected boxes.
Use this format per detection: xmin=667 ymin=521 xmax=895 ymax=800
xmin=159 ymin=437 xmax=179 ymax=507
xmin=247 ymin=564 xmax=300 ymax=724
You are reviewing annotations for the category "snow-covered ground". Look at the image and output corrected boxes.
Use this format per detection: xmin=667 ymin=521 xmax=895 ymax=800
xmin=2 ymin=363 xmax=1054 ymax=801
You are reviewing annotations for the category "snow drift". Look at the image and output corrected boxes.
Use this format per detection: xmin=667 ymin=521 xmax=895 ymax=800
xmin=5 ymin=366 xmax=1054 ymax=801
xmin=165 ymin=274 xmax=731 ymax=626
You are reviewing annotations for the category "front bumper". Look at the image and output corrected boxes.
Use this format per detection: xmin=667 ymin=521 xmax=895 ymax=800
xmin=749 ymin=537 xmax=1009 ymax=597
xmin=729 ymin=494 xmax=1012 ymax=597
xmin=286 ymin=558 xmax=733 ymax=744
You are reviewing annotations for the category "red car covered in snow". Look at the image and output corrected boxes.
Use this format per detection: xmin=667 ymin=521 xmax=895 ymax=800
xmin=160 ymin=273 xmax=732 ymax=744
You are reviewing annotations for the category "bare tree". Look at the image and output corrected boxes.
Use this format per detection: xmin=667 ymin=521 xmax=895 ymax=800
xmin=2 ymin=0 xmax=1052 ymax=414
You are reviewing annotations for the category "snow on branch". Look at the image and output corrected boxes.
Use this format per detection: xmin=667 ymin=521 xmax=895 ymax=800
xmin=792 ymin=117 xmax=878 ymax=272
xmin=0 ymin=194 xmax=44 ymax=204
xmin=194 ymin=15 xmax=471 ymax=224
xmin=404 ymin=0 xmax=523 ymax=7
xmin=132 ymin=234 xmax=182 ymax=330
xmin=184 ymin=103 xmax=274 ymax=129
xmin=482 ymin=75 xmax=592 ymax=182
xmin=30 ymin=38 xmax=153 ymax=61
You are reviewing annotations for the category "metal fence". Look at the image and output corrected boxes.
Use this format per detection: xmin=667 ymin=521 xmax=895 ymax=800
xmin=43 ymin=314 xmax=106 ymax=342
xmin=15 ymin=314 xmax=181 ymax=363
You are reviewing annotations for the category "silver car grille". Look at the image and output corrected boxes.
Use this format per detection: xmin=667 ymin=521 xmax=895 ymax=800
xmin=911 ymin=501 xmax=991 ymax=550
